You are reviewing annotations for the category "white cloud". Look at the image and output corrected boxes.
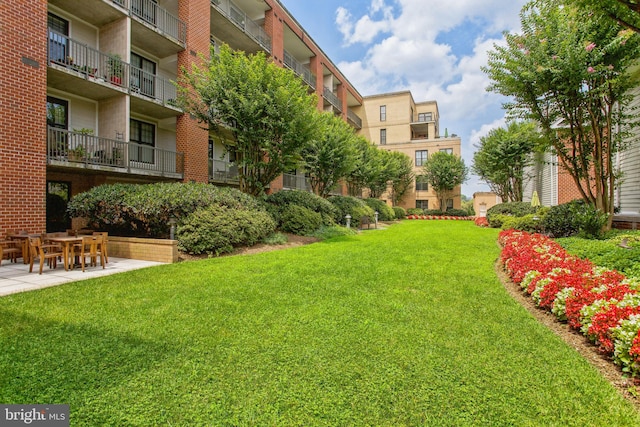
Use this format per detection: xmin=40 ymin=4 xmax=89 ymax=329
xmin=333 ymin=0 xmax=528 ymax=196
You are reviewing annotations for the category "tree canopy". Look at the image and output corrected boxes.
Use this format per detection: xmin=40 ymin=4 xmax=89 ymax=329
xmin=421 ymin=151 xmax=469 ymax=211
xmin=472 ymin=121 xmax=543 ymax=202
xmin=483 ymin=0 xmax=640 ymax=228
xmin=301 ymin=112 xmax=358 ymax=198
xmin=177 ymin=44 xmax=319 ymax=196
xmin=568 ymin=0 xmax=640 ymax=33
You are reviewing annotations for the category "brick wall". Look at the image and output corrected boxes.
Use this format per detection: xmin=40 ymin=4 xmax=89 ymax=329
xmin=0 ymin=0 xmax=48 ymax=235
xmin=176 ymin=0 xmax=210 ymax=183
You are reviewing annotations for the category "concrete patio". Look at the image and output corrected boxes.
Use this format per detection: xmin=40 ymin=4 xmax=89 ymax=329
xmin=0 ymin=257 xmax=164 ymax=297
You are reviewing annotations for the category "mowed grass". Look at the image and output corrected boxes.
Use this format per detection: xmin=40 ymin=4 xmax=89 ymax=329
xmin=1 ymin=221 xmax=639 ymax=426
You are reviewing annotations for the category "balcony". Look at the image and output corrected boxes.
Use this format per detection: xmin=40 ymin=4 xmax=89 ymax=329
xmin=210 ymin=0 xmax=271 ymax=54
xmin=48 ymin=31 xmax=130 ymax=99
xmin=347 ymin=109 xmax=362 ymax=129
xmin=48 ymin=0 xmax=127 ymax=27
xmin=129 ymin=67 xmax=181 ymax=118
xmin=209 ymin=159 xmax=239 ymax=184
xmin=323 ymin=87 xmax=342 ymax=113
xmin=130 ymin=0 xmax=187 ymax=57
xmin=283 ymin=174 xmax=311 ymax=192
xmin=283 ymin=50 xmax=316 ymax=90
xmin=47 ymin=127 xmax=184 ymax=179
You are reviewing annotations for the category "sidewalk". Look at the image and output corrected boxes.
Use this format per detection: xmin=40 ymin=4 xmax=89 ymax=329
xmin=0 ymin=257 xmax=164 ymax=297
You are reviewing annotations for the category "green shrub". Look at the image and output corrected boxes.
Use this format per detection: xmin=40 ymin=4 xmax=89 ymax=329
xmin=327 ymin=195 xmax=375 ymax=228
xmin=486 ymin=202 xmax=539 ymax=228
xmin=177 ymin=205 xmax=276 ymax=255
xmin=407 ymin=208 xmax=424 ymax=215
xmin=500 ymin=214 xmax=544 ymax=233
xmin=541 ymin=199 xmax=606 ymax=238
xmin=279 ymin=205 xmax=323 ymax=235
xmin=364 ymin=198 xmax=395 ymax=221
xmin=557 ymin=234 xmax=640 ymax=278
xmin=67 ymin=182 xmax=266 ymax=237
xmin=424 ymin=209 xmax=469 ymax=217
xmin=265 ymin=190 xmax=337 ymax=229
xmin=393 ymin=206 xmax=406 ymax=219
xmin=310 ymin=225 xmax=358 ymax=240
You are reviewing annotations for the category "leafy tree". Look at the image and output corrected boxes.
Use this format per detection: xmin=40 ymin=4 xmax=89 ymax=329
xmin=484 ymin=0 xmax=640 ymax=228
xmin=388 ymin=151 xmax=415 ymax=206
xmin=473 ymin=121 xmax=543 ymax=202
xmin=568 ymin=0 xmax=640 ymax=33
xmin=177 ymin=44 xmax=319 ymax=196
xmin=367 ymin=149 xmax=396 ymax=198
xmin=301 ymin=112 xmax=357 ymax=198
xmin=345 ymin=136 xmax=380 ymax=197
xmin=421 ymin=152 xmax=469 ymax=212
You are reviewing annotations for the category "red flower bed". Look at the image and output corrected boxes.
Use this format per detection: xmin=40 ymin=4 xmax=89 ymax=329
xmin=474 ymin=217 xmax=489 ymax=227
xmin=498 ymin=229 xmax=640 ymax=368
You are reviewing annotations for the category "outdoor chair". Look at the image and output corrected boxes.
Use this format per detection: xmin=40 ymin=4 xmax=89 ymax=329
xmin=79 ymin=235 xmax=105 ymax=272
xmin=92 ymin=232 xmax=109 ymax=264
xmin=28 ymin=236 xmax=64 ymax=274
xmin=0 ymin=238 xmax=21 ymax=266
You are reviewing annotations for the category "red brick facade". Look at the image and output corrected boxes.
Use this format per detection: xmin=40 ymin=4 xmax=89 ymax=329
xmin=0 ymin=0 xmax=48 ymax=235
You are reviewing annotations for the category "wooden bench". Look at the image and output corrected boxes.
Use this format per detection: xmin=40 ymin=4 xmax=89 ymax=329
xmin=359 ymin=216 xmax=371 ymax=229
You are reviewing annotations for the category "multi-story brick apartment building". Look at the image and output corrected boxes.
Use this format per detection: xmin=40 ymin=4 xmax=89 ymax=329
xmin=355 ymin=91 xmax=463 ymax=211
xmin=1 ymin=0 xmax=366 ymax=234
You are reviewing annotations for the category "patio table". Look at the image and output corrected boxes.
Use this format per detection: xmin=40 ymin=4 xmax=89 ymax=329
xmin=45 ymin=235 xmax=83 ymax=271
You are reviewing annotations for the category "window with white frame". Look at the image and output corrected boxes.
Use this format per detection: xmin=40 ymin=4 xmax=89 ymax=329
xmin=415 ymin=150 xmax=428 ymax=166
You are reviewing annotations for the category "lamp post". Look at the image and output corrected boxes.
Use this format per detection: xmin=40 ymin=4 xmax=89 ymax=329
xmin=345 ymin=214 xmax=351 ymax=229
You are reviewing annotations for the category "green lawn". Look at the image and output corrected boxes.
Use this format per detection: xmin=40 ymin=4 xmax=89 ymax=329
xmin=1 ymin=221 xmax=639 ymax=426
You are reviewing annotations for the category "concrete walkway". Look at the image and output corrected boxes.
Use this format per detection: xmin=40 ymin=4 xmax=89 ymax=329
xmin=0 ymin=257 xmax=164 ymax=297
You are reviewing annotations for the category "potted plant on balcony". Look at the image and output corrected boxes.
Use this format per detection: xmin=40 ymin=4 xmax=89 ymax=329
xmin=107 ymin=53 xmax=124 ymax=85
xmin=68 ymin=144 xmax=86 ymax=162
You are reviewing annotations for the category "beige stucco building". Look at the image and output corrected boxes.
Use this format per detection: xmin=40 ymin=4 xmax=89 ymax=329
xmin=355 ymin=91 xmax=463 ymax=211
xmin=473 ymin=192 xmax=502 ymax=217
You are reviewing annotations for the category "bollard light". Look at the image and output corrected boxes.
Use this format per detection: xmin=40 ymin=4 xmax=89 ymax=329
xmin=374 ymin=211 xmax=379 ymax=229
xmin=345 ymin=214 xmax=352 ymax=229
xmin=169 ymin=217 xmax=177 ymax=240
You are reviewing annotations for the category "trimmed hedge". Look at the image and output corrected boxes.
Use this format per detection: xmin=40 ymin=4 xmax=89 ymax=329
xmin=486 ymin=202 xmax=539 ymax=228
xmin=393 ymin=206 xmax=406 ymax=219
xmin=364 ymin=198 xmax=395 ymax=221
xmin=542 ymin=199 xmax=607 ymax=238
xmin=177 ymin=205 xmax=276 ymax=255
xmin=327 ymin=195 xmax=375 ymax=228
xmin=279 ymin=205 xmax=323 ymax=235
xmin=67 ymin=182 xmax=265 ymax=237
xmin=265 ymin=190 xmax=337 ymax=230
xmin=406 ymin=208 xmax=424 ymax=215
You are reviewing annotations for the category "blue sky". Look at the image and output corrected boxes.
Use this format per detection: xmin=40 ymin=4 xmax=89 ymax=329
xmin=279 ymin=0 xmax=529 ymax=197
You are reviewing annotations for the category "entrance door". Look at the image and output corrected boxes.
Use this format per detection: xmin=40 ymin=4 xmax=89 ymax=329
xmin=47 ymin=181 xmax=71 ymax=232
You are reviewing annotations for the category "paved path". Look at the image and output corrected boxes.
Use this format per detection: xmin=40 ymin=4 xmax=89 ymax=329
xmin=0 ymin=257 xmax=164 ymax=297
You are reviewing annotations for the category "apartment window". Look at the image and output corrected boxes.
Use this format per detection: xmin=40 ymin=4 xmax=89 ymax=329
xmin=47 ymin=13 xmax=69 ymax=64
xmin=380 ymin=129 xmax=387 ymax=145
xmin=416 ymin=200 xmax=429 ymax=210
xmin=131 ymin=52 xmax=156 ymax=97
xmin=418 ymin=112 xmax=432 ymax=122
xmin=47 ymin=97 xmax=68 ymax=129
xmin=380 ymin=105 xmax=386 ymax=121
xmin=440 ymin=148 xmax=453 ymax=154
xmin=130 ymin=119 xmax=155 ymax=163
xmin=446 ymin=199 xmax=454 ymax=210
xmin=415 ymin=176 xmax=428 ymax=191
xmin=415 ymin=150 xmax=428 ymax=166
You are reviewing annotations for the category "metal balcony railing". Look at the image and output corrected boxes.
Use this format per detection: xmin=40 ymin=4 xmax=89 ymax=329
xmin=131 ymin=0 xmax=186 ymax=46
xmin=283 ymin=174 xmax=311 ymax=191
xmin=323 ymin=87 xmax=342 ymax=112
xmin=210 ymin=0 xmax=271 ymax=52
xmin=48 ymin=31 xmax=130 ymax=89
xmin=130 ymin=66 xmax=177 ymax=106
xmin=347 ymin=109 xmax=362 ymax=129
xmin=209 ymin=159 xmax=240 ymax=182
xmin=283 ymin=50 xmax=316 ymax=90
xmin=47 ymin=127 xmax=184 ymax=177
